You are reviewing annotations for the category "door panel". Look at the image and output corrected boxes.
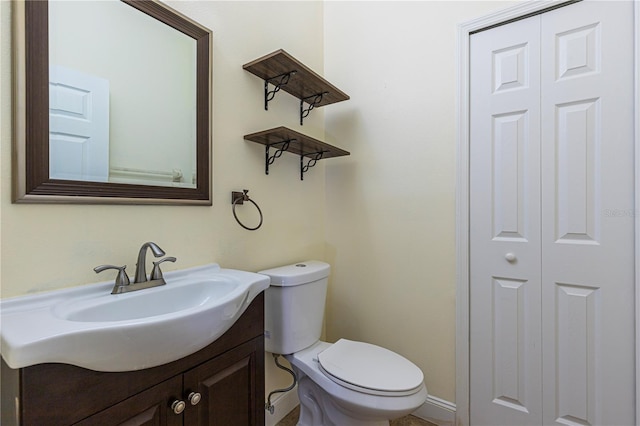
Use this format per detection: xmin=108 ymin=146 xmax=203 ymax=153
xmin=470 ymin=14 xmax=542 ymax=426
xmin=490 ymin=276 xmax=531 ymax=413
xmin=553 ymin=99 xmax=600 ymax=243
xmin=492 ymin=111 xmax=529 ymax=240
xmin=553 ymin=283 xmax=600 ymax=425
xmin=183 ymin=339 xmax=261 ymax=426
xmin=541 ymin=2 xmax=635 ymax=424
xmin=49 ymin=65 xmax=110 ymax=182
xmin=73 ymin=376 xmax=183 ymax=426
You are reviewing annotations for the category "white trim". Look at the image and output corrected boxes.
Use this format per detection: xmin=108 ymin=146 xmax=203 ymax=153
xmin=634 ymin=1 xmax=640 ymax=423
xmin=454 ymin=12 xmax=471 ymax=420
xmin=412 ymin=395 xmax=456 ymax=426
xmin=267 ymin=391 xmax=456 ymax=426
xmin=264 ymin=386 xmax=300 ymax=426
xmin=452 ymin=1 xmax=635 ymax=425
xmin=458 ymin=0 xmax=576 ymax=34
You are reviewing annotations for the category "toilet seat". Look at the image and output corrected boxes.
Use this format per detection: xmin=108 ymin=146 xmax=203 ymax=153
xmin=317 ymin=339 xmax=424 ymax=397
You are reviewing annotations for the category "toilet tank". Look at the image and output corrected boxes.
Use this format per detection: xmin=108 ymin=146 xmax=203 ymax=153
xmin=259 ymin=261 xmax=330 ymax=355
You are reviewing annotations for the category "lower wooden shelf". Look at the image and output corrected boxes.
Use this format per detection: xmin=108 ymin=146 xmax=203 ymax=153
xmin=244 ymin=126 xmax=350 ymax=180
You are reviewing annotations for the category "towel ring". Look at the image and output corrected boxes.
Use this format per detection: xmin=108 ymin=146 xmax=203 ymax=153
xmin=231 ymin=190 xmax=263 ymax=231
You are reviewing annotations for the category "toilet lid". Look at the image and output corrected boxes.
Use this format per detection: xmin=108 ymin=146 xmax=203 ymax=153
xmin=317 ymin=339 xmax=424 ymax=394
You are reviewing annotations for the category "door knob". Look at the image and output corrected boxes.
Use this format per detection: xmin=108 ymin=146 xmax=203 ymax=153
xmin=171 ymin=399 xmax=186 ymax=415
xmin=188 ymin=391 xmax=202 ymax=406
xmin=505 ymin=253 xmax=517 ymax=262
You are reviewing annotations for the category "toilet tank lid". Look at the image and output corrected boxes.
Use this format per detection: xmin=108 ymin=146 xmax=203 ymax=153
xmin=258 ymin=260 xmax=330 ymax=286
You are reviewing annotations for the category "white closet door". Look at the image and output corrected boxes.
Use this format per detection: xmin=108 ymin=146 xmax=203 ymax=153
xmin=540 ymin=2 xmax=635 ymax=425
xmin=470 ymin=1 xmax=635 ymax=425
xmin=470 ymin=15 xmax=543 ymax=426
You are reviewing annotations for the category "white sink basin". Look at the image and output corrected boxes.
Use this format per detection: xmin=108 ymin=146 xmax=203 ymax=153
xmin=0 ymin=264 xmax=270 ymax=372
xmin=54 ymin=279 xmax=239 ymax=323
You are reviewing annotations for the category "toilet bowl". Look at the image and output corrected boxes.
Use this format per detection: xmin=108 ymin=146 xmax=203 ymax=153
xmin=288 ymin=340 xmax=428 ymax=426
xmin=259 ymin=261 xmax=428 ymax=426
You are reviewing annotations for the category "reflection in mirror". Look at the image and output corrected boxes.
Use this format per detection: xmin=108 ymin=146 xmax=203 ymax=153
xmin=49 ymin=0 xmax=197 ymax=188
xmin=13 ymin=0 xmax=211 ymax=204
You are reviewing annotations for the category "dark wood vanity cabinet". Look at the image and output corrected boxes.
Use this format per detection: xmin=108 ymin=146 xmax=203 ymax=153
xmin=73 ymin=375 xmax=184 ymax=426
xmin=1 ymin=294 xmax=265 ymax=426
xmin=183 ymin=340 xmax=260 ymax=425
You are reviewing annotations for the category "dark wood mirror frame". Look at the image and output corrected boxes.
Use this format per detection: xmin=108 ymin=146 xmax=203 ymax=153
xmin=13 ymin=0 xmax=212 ymax=205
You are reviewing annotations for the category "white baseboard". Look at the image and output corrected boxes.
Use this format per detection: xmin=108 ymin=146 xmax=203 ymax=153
xmin=412 ymin=395 xmax=456 ymax=426
xmin=263 ymin=388 xmax=454 ymax=426
xmin=265 ymin=386 xmax=300 ymax=426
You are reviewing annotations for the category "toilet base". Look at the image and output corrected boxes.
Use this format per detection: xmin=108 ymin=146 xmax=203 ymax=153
xmin=286 ymin=341 xmax=428 ymax=426
xmin=296 ymin=374 xmax=389 ymax=426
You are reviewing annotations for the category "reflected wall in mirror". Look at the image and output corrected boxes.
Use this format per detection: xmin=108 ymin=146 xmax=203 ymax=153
xmin=49 ymin=1 xmax=197 ymax=188
xmin=13 ymin=0 xmax=212 ymax=204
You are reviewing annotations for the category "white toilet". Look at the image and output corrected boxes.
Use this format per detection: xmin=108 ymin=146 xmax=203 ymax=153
xmin=260 ymin=261 xmax=428 ymax=426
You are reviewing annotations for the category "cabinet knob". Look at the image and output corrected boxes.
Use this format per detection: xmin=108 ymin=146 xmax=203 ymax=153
xmin=188 ymin=391 xmax=202 ymax=406
xmin=171 ymin=399 xmax=186 ymax=415
xmin=505 ymin=253 xmax=517 ymax=262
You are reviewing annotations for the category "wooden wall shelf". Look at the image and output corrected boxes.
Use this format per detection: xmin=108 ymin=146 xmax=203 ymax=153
xmin=243 ymin=49 xmax=349 ymax=124
xmin=244 ymin=127 xmax=350 ymax=180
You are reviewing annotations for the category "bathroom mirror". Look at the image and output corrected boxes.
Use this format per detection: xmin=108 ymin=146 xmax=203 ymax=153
xmin=12 ymin=0 xmax=212 ymax=204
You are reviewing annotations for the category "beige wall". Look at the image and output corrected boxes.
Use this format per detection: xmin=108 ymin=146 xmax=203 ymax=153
xmin=1 ymin=0 xmax=324 ymax=409
xmin=50 ymin=0 xmax=197 ymax=181
xmin=1 ymin=0 xmax=326 ymax=297
xmin=323 ymin=1 xmax=516 ymax=403
xmin=0 ymin=0 xmax=525 ymax=414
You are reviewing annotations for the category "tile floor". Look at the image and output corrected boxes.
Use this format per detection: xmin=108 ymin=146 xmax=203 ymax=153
xmin=276 ymin=406 xmax=438 ymax=426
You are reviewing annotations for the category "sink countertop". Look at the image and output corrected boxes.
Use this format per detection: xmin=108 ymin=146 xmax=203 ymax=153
xmin=1 ymin=263 xmax=270 ymax=372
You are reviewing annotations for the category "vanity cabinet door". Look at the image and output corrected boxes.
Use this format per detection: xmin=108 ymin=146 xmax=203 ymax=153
xmin=73 ymin=376 xmax=183 ymax=426
xmin=183 ymin=337 xmax=264 ymax=426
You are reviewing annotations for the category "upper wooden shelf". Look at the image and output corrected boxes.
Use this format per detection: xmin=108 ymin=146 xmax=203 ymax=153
xmin=243 ymin=49 xmax=349 ymax=123
xmin=244 ymin=126 xmax=350 ymax=180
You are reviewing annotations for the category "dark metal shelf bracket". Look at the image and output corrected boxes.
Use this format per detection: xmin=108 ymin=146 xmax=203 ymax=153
xmin=300 ymin=151 xmax=325 ymax=180
xmin=264 ymin=71 xmax=297 ymax=110
xmin=300 ymin=92 xmax=328 ymax=125
xmin=265 ymin=140 xmax=293 ymax=175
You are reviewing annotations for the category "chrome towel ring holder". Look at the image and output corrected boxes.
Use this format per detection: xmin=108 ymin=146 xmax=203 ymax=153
xmin=231 ymin=190 xmax=263 ymax=231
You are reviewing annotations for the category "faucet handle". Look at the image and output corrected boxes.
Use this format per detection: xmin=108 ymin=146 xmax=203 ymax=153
xmin=150 ymin=257 xmax=177 ymax=281
xmin=94 ymin=264 xmax=130 ymax=288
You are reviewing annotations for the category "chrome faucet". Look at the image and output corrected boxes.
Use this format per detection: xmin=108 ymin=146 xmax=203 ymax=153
xmin=134 ymin=242 xmax=166 ymax=283
xmin=94 ymin=242 xmax=176 ymax=294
